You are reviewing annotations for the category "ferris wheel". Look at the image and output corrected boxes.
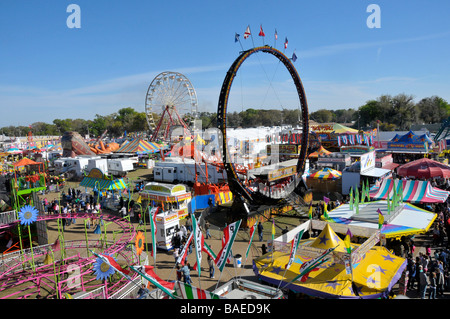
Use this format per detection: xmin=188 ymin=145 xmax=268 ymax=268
xmin=145 ymin=71 xmax=198 ymax=142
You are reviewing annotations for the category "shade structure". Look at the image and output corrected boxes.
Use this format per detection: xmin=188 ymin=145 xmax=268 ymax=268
xmin=308 ymin=167 xmax=342 ymax=180
xmin=116 ymin=138 xmax=167 ymax=154
xmin=324 ymin=200 xmax=436 ymax=239
xmin=79 ymin=176 xmax=127 ymax=190
xmin=370 ymin=178 xmax=449 ymax=203
xmin=253 ymin=223 xmax=406 ymax=299
xmin=13 ymin=157 xmax=40 ymax=167
xmin=397 ymin=158 xmax=450 ymax=179
xmin=308 ymin=146 xmax=332 ymax=158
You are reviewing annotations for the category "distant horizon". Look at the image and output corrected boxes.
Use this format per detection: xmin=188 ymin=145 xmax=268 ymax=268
xmin=2 ymin=1 xmax=450 ymax=127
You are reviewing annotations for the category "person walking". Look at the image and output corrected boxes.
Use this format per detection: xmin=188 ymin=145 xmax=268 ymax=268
xmin=205 ymin=220 xmax=211 ymax=239
xmin=181 ymin=263 xmax=192 ymax=285
xmin=258 ymin=222 xmax=264 ymax=242
xmin=418 ymin=265 xmax=428 ymax=299
xmin=429 ymin=272 xmax=437 ymax=299
xmin=208 ymin=255 xmax=215 ymax=279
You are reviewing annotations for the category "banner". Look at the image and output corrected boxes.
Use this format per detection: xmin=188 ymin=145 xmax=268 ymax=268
xmin=285 ymin=229 xmax=304 ymax=269
xmin=192 ymin=213 xmax=204 ymax=276
xmin=215 ymin=219 xmax=242 ymax=272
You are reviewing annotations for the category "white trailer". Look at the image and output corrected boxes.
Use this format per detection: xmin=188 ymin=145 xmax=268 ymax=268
xmin=53 ymin=156 xmax=98 ymax=177
xmin=107 ymin=158 xmax=135 ymax=177
xmin=153 ymin=157 xmax=226 ymax=184
xmin=86 ymin=158 xmax=109 ymax=175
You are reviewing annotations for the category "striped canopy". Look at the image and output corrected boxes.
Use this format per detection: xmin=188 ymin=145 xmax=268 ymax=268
xmin=308 ymin=146 xmax=332 ymax=158
xmin=308 ymin=167 xmax=342 ymax=180
xmin=79 ymin=176 xmax=128 ymax=190
xmin=369 ymin=178 xmax=449 ymax=203
xmin=116 ymin=138 xmax=167 ymax=154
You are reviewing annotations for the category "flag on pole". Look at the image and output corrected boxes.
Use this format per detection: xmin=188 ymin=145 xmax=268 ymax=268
xmin=175 ymin=281 xmax=220 ymax=299
xmin=150 ymin=207 xmax=157 ymax=259
xmin=292 ymin=246 xmax=337 ymax=282
xmin=215 ymin=219 xmax=242 ymax=272
xmin=244 ymin=26 xmax=251 ymax=39
xmin=259 ymin=25 xmax=265 ymax=37
xmin=245 ymin=222 xmax=257 ymax=259
xmin=285 ymin=229 xmax=304 ymax=269
xmin=284 ymin=37 xmax=288 ymax=49
xmin=344 ymin=229 xmax=352 ymax=253
xmin=235 ymin=33 xmax=240 ymax=43
xmin=177 ymin=232 xmax=193 ymax=265
xmin=274 ymin=29 xmax=278 ymax=40
xmin=378 ymin=208 xmax=384 ymax=229
xmin=130 ymin=265 xmax=176 ymax=299
xmin=308 ymin=203 xmax=313 ymax=220
xmin=323 ymin=196 xmax=330 ymax=219
xmin=272 ymin=218 xmax=276 ymax=242
xmin=191 ymin=213 xmax=204 ymax=277
xmin=291 ymin=51 xmax=298 ymax=62
xmin=349 ymin=187 xmax=353 ymax=210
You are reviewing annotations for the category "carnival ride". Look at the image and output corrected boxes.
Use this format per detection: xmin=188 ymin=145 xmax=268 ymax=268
xmin=216 ymin=46 xmax=310 ymax=215
xmin=145 ymin=72 xmax=198 ymax=142
xmin=0 ymin=157 xmax=166 ymax=299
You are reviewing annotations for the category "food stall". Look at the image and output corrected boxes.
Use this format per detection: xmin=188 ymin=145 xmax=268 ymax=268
xmin=139 ymin=182 xmax=191 ymax=220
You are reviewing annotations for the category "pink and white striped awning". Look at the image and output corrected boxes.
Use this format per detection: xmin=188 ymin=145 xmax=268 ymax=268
xmin=369 ymin=178 xmax=449 ymax=204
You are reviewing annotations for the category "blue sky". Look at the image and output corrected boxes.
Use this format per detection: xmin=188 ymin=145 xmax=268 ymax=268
xmin=1 ymin=0 xmax=450 ymax=128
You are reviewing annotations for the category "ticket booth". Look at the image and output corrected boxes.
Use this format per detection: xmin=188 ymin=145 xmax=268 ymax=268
xmin=151 ymin=207 xmax=180 ymax=250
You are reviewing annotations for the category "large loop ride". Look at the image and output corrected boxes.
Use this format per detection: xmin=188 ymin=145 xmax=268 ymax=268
xmin=217 ymin=46 xmax=309 ymax=204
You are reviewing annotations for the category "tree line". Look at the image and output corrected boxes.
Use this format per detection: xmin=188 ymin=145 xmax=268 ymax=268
xmin=2 ymin=94 xmax=449 ymax=138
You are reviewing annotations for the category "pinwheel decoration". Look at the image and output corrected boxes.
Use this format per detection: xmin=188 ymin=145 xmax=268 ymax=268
xmin=93 ymin=254 xmax=116 ymax=281
xmin=18 ymin=205 xmax=38 ymax=226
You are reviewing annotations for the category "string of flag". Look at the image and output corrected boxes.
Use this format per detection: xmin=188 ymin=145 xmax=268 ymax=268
xmin=235 ymin=25 xmax=297 ymax=62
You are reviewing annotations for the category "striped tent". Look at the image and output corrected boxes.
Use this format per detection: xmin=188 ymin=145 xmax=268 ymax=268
xmin=369 ymin=178 xmax=449 ymax=203
xmin=116 ymin=138 xmax=167 ymax=154
xmin=308 ymin=146 xmax=332 ymax=158
xmin=79 ymin=176 xmax=128 ymax=190
xmin=308 ymin=167 xmax=342 ymax=180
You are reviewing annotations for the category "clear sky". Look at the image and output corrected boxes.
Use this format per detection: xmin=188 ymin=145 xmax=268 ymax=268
xmin=1 ymin=0 xmax=450 ymax=128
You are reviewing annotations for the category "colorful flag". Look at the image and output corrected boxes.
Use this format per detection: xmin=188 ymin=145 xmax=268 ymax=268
xmin=150 ymin=207 xmax=158 ymax=259
xmin=245 ymin=222 xmax=257 ymax=259
xmin=177 ymin=232 xmax=193 ymax=265
xmin=244 ymin=26 xmax=251 ymax=39
xmin=215 ymin=219 xmax=241 ymax=272
xmin=293 ymin=246 xmax=336 ymax=282
xmin=344 ymin=229 xmax=352 ymax=253
xmin=272 ymin=218 xmax=276 ymax=241
xmin=285 ymin=229 xmax=304 ymax=269
xmin=308 ymin=203 xmax=313 ymax=220
xmin=323 ymin=196 xmax=330 ymax=219
xmin=175 ymin=281 xmax=220 ymax=299
xmin=284 ymin=37 xmax=288 ymax=49
xmin=292 ymin=51 xmax=298 ymax=62
xmin=259 ymin=25 xmax=265 ymax=37
xmin=191 ymin=213 xmax=204 ymax=276
xmin=130 ymin=265 xmax=176 ymax=299
xmin=378 ymin=208 xmax=384 ymax=229
xmin=349 ymin=187 xmax=353 ymax=210
xmin=337 ymin=135 xmax=341 ymax=147
xmin=235 ymin=33 xmax=240 ymax=43
xmin=274 ymin=29 xmax=278 ymax=40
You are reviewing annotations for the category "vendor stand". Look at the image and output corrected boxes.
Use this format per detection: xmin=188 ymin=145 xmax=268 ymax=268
xmin=139 ymin=182 xmax=191 ymax=220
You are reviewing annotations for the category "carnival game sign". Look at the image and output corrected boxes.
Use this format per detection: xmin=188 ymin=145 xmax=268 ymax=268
xmin=268 ymin=165 xmax=297 ymax=182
